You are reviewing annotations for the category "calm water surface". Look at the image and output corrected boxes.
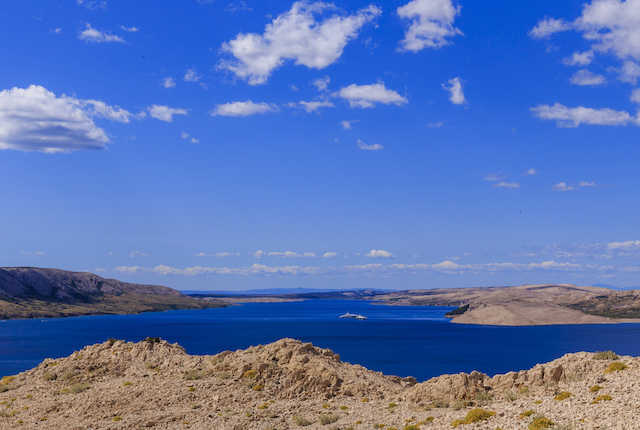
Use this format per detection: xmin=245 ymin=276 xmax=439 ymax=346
xmin=2 ymin=300 xmax=640 ymax=381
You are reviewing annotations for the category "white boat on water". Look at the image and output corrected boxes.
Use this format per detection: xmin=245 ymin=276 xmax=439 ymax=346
xmin=340 ymin=312 xmax=367 ymax=320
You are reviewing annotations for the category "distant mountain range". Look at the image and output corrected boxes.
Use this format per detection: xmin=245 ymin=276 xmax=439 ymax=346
xmin=182 ymin=287 xmax=392 ymax=296
xmin=0 ymin=267 xmax=224 ymax=319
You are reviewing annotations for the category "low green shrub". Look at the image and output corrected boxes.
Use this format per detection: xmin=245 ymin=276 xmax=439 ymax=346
xmin=144 ymin=337 xmax=161 ymax=344
xmin=591 ymin=394 xmax=612 ymax=404
xmin=529 ymin=416 xmax=553 ymax=430
xmin=42 ymin=372 xmax=57 ymax=381
xmin=589 ymin=385 xmax=602 ymax=392
xmin=185 ymin=370 xmax=206 ymax=381
xmin=593 ymin=351 xmax=619 ymax=360
xmin=243 ymin=369 xmax=256 ymax=378
xmin=450 ymin=408 xmax=496 ymax=427
xmin=69 ymin=382 xmax=90 ymax=394
xmin=113 ymin=416 xmax=122 ymax=421
xmin=319 ymin=414 xmax=340 ymax=425
xmin=293 ymin=415 xmax=312 ymax=426
xmin=519 ymin=410 xmax=535 ymax=419
xmin=554 ymin=391 xmax=572 ymax=401
xmin=604 ymin=362 xmax=628 ymax=373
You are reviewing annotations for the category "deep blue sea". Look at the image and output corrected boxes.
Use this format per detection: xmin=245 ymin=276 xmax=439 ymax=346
xmin=2 ymin=300 xmax=640 ymax=381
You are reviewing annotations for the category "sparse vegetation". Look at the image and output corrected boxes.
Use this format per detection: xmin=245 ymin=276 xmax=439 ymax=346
xmin=113 ymin=416 xmax=122 ymax=421
xmin=68 ymin=382 xmax=91 ymax=394
xmin=123 ymin=381 xmax=133 ymax=387
xmin=184 ymin=370 xmax=206 ymax=380
xmin=252 ymin=384 xmax=263 ymax=391
xmin=293 ymin=415 xmax=312 ymax=426
xmin=188 ymin=386 xmax=196 ymax=392
xmin=529 ymin=416 xmax=554 ymax=430
xmin=503 ymin=391 xmax=517 ymax=401
xmin=519 ymin=410 xmax=535 ymax=419
xmin=319 ymin=414 xmax=340 ymax=425
xmin=451 ymin=408 xmax=496 ymax=427
xmin=589 ymin=385 xmax=602 ymax=392
xmin=258 ymin=403 xmax=269 ymax=410
xmin=361 ymin=398 xmax=369 ymax=402
xmin=604 ymin=362 xmax=628 ymax=373
xmin=323 ymin=403 xmax=331 ymax=409
xmin=404 ymin=425 xmax=420 ymax=430
xmin=594 ymin=351 xmax=619 ymax=360
xmin=217 ymin=371 xmax=230 ymax=379
xmin=42 ymin=372 xmax=57 ymax=381
xmin=475 ymin=391 xmax=493 ymax=401
xmin=554 ymin=391 xmax=572 ymax=401
xmin=445 ymin=304 xmax=469 ymax=317
xmin=591 ymin=394 xmax=612 ymax=404
xmin=340 ymin=405 xmax=348 ymax=410
xmin=144 ymin=337 xmax=161 ymax=344
xmin=243 ymin=369 xmax=256 ymax=378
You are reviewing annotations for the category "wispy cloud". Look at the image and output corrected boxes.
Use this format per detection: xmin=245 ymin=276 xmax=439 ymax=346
xmin=195 ymin=252 xmax=239 ymax=258
xmin=162 ymin=77 xmax=176 ymax=88
xmin=130 ymin=251 xmax=148 ymax=257
xmin=120 ymin=26 xmax=139 ymax=32
xmin=492 ymin=182 xmax=521 ymax=189
xmin=365 ymin=249 xmax=396 ymax=259
xmin=79 ymin=24 xmax=124 ymax=43
xmin=552 ymin=181 xmax=577 ymax=191
xmin=341 ymin=120 xmax=359 ymax=130
xmin=147 ymin=105 xmax=188 ymax=122
xmin=531 ymin=103 xmax=638 ymax=127
xmin=569 ymin=69 xmax=607 ymax=86
xmin=19 ymin=251 xmax=46 ymax=255
xmin=522 ymin=168 xmax=538 ymax=177
xmin=211 ymin=100 xmax=278 ymax=117
xmin=357 ymin=140 xmax=383 ymax=151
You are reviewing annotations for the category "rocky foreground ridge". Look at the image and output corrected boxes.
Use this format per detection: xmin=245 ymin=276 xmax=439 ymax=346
xmin=1 ymin=339 xmax=638 ymax=429
xmin=0 ymin=267 xmax=223 ymax=319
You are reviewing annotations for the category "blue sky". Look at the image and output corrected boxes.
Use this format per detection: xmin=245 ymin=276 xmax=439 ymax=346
xmin=2 ymin=0 xmax=640 ymax=291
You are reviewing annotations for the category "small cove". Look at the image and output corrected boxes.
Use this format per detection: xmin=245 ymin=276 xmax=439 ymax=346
xmin=2 ymin=299 xmax=640 ymax=381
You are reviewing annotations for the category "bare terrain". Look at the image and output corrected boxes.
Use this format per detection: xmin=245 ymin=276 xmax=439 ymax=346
xmin=1 ymin=338 xmax=638 ymax=429
xmin=0 ymin=267 xmax=224 ymax=319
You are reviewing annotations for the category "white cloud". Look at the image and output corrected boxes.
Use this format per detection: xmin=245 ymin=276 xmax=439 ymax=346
xmin=195 ymin=252 xmax=236 ymax=258
xmin=397 ymin=0 xmax=463 ymax=52
xmin=267 ymin=251 xmax=316 ymax=258
xmin=130 ymin=251 xmax=148 ymax=257
xmin=522 ymin=168 xmax=538 ymax=176
xmin=253 ymin=250 xmax=267 ymax=258
xmin=570 ymin=69 xmax=607 ymax=86
xmin=77 ymin=0 xmax=107 ymax=10
xmin=181 ymin=132 xmax=190 ymax=139
xmin=220 ymin=2 xmax=381 ymax=85
xmin=225 ymin=1 xmax=252 ymax=12
xmin=338 ymin=82 xmax=408 ymax=108
xmin=191 ymin=137 xmax=200 ymax=144
xmin=79 ymin=23 xmax=125 ymax=43
xmin=341 ymin=120 xmax=359 ymax=129
xmin=492 ymin=182 xmax=521 ymax=188
xmin=552 ymin=181 xmax=577 ymax=191
xmin=484 ymin=173 xmax=504 ymax=181
xmin=517 ymin=240 xmax=640 ymax=260
xmin=631 ymin=88 xmax=640 ymax=104
xmin=428 ymin=122 xmax=443 ymax=127
xmin=365 ymin=249 xmax=396 ymax=258
xmin=19 ymin=251 xmax=46 ymax=255
xmin=531 ymin=103 xmax=638 ymax=127
xmin=0 ymin=85 xmax=132 ymax=153
xmin=211 ymin=100 xmax=278 ymax=117
xmin=577 ymin=181 xmax=597 ymax=187
xmin=162 ymin=77 xmax=176 ymax=88
xmin=184 ymin=68 xmax=202 ymax=82
xmin=293 ymin=100 xmax=335 ymax=112
xmin=52 ymin=28 xmax=62 ymax=34
xmin=615 ymin=60 xmax=640 ymax=85
xmin=561 ymin=50 xmax=594 ymax=66
xmin=528 ymin=17 xmax=571 ymax=39
xmin=441 ymin=77 xmax=466 ymax=104
xmin=312 ymin=76 xmax=331 ymax=91
xmin=357 ymin=139 xmax=383 ymax=150
xmin=323 ymin=252 xmax=338 ymax=258
xmin=147 ymin=105 xmax=188 ymax=122
xmin=120 ymin=26 xmax=139 ymax=32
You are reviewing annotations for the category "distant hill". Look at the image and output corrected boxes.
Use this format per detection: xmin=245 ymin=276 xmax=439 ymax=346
xmin=0 ymin=267 xmax=224 ymax=319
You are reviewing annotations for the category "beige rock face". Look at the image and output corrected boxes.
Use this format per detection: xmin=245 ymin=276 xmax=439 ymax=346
xmin=0 ymin=339 xmax=639 ymax=429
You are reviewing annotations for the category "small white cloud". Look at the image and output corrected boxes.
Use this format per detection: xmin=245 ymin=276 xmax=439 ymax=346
xmin=552 ymin=182 xmax=577 ymax=191
xmin=191 ymin=137 xmax=199 ymax=144
xmin=493 ymin=182 xmax=521 ymax=188
xmin=484 ymin=173 xmax=504 ymax=181
xmin=220 ymin=2 xmax=381 ymax=85
xmin=341 ymin=120 xmax=359 ymax=129
xmin=323 ymin=252 xmax=338 ymax=258
xmin=338 ymin=82 xmax=408 ymax=108
xmin=397 ymin=0 xmax=463 ymax=52
xmin=79 ymin=23 xmax=124 ymax=43
xmin=303 ymin=252 xmax=317 ymax=257
xmin=19 ymin=251 xmax=46 ymax=255
xmin=184 ymin=68 xmax=202 ymax=82
xmin=463 ymin=252 xmax=471 ymax=257
xmin=77 ymin=0 xmax=107 ymax=10
xmin=615 ymin=61 xmax=640 ymax=85
xmin=254 ymin=250 xmax=267 ymax=258
xmin=312 ymin=76 xmax=331 ymax=91
xmin=631 ymin=88 xmax=640 ymax=104
xmin=181 ymin=132 xmax=190 ymax=139
xmin=211 ymin=100 xmax=278 ymax=117
xmin=225 ymin=1 xmax=252 ymax=12
xmin=531 ymin=103 xmax=638 ymax=127
xmin=162 ymin=77 xmax=176 ymax=88
xmin=94 ymin=268 xmax=107 ymax=273
xmin=294 ymin=100 xmax=335 ymax=113
xmin=266 ymin=251 xmax=316 ymax=258
xmin=130 ymin=251 xmax=149 ymax=257
xmin=442 ymin=77 xmax=466 ymax=105
xmin=570 ymin=69 xmax=607 ymax=86
xmin=561 ymin=51 xmax=593 ymax=66
xmin=194 ymin=252 xmax=207 ymax=257
xmin=357 ymin=139 xmax=383 ymax=150
xmin=428 ymin=122 xmax=443 ymax=128
xmin=577 ymin=181 xmax=597 ymax=187
xmin=522 ymin=168 xmax=538 ymax=176
xmin=412 ymin=254 xmax=420 ymax=258
xmin=147 ymin=105 xmax=188 ymax=122
xmin=120 ymin=26 xmax=139 ymax=32
xmin=365 ymin=249 xmax=396 ymax=259
xmin=51 ymin=28 xmax=62 ymax=34
xmin=290 ymin=84 xmax=299 ymax=91
xmin=528 ymin=17 xmax=571 ymax=39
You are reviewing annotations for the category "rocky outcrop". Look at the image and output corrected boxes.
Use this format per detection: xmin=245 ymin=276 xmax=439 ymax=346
xmin=1 ymin=339 xmax=638 ymax=429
